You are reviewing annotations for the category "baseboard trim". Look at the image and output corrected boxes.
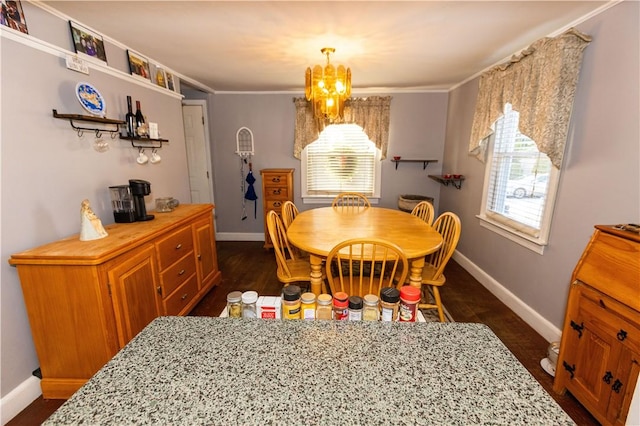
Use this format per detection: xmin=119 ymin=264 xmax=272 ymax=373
xmin=452 ymin=251 xmax=562 ymax=343
xmin=1 ymin=376 xmax=41 ymax=425
xmin=216 ymin=232 xmax=264 ymax=242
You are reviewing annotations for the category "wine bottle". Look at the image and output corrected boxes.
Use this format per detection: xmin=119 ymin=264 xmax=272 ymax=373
xmin=125 ymin=96 xmax=135 ymax=137
xmin=135 ymin=101 xmax=145 ymax=137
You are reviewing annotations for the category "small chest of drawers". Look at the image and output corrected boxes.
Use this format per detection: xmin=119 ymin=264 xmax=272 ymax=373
xmin=260 ymin=168 xmax=294 ymax=248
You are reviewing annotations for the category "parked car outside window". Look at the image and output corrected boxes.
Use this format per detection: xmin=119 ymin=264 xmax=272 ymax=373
xmin=506 ymin=174 xmax=549 ymax=198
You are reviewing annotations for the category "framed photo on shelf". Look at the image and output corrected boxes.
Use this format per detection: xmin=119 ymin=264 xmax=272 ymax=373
xmin=1 ymin=0 xmax=29 ymax=34
xmin=69 ymin=21 xmax=107 ymax=64
xmin=127 ymin=49 xmax=151 ymax=80
xmin=155 ymin=67 xmax=167 ymax=88
xmin=166 ymin=72 xmax=176 ymax=91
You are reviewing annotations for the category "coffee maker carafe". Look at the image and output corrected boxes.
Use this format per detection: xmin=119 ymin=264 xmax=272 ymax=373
xmin=129 ymin=179 xmax=155 ymax=221
xmin=109 ymin=185 xmax=136 ymax=223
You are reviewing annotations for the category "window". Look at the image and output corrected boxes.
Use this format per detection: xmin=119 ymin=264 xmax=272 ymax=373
xmin=302 ymin=124 xmax=381 ymax=203
xmin=478 ymin=104 xmax=560 ymax=254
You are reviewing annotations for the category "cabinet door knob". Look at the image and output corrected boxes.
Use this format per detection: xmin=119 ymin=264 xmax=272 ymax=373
xmin=181 ymin=293 xmax=189 ymax=301
xmin=603 ymin=371 xmax=613 ymax=384
xmin=156 ymin=286 xmax=162 ymax=295
xmin=617 ymin=329 xmax=627 ymax=341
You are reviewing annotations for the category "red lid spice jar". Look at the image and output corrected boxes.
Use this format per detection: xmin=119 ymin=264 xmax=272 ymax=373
xmin=332 ymin=292 xmax=349 ymax=320
xmin=399 ymin=286 xmax=421 ymax=322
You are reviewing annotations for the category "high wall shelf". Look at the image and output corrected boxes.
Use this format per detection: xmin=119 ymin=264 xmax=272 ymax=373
xmin=391 ymin=159 xmax=438 ymax=170
xmin=428 ymin=174 xmax=465 ymax=190
xmin=119 ymin=135 xmax=169 ymax=149
xmin=53 ymin=109 xmax=124 ymax=138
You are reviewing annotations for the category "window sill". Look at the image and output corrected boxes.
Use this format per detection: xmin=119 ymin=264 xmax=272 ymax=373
xmin=476 ymin=215 xmax=547 ymax=255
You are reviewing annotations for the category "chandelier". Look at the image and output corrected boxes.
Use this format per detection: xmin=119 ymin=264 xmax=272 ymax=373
xmin=305 ymin=47 xmax=351 ymax=121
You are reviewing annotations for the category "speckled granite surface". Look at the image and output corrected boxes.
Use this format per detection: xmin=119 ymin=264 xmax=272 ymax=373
xmin=45 ymin=317 xmax=574 ymax=425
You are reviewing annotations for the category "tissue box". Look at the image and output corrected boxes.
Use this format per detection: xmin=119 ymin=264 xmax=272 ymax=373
xmin=257 ymin=296 xmax=281 ymax=319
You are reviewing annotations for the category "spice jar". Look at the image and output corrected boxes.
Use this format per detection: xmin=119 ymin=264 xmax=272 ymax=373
xmin=380 ymin=287 xmax=400 ymax=322
xmin=348 ymin=296 xmax=363 ymax=321
xmin=301 ymin=292 xmax=317 ymax=320
xmin=316 ymin=294 xmax=333 ymax=320
xmin=226 ymin=291 xmax=243 ymax=318
xmin=362 ymin=294 xmax=380 ymax=321
xmin=241 ymin=291 xmax=258 ymax=318
xmin=332 ymin=292 xmax=349 ymax=320
xmin=282 ymin=285 xmax=302 ymax=320
xmin=399 ymin=286 xmax=421 ymax=322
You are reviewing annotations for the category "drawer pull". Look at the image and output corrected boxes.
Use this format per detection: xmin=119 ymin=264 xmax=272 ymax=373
xmin=603 ymin=371 xmax=613 ymax=384
xmin=178 ymin=269 xmax=186 ymax=276
xmin=175 ymin=243 xmax=183 ymax=250
xmin=570 ymin=320 xmax=584 ymax=338
xmin=273 ymin=189 xmax=281 ymax=195
xmin=273 ymin=201 xmax=282 ymax=208
xmin=181 ymin=293 xmax=189 ymax=301
xmin=272 ymin=177 xmax=281 ymax=183
xmin=617 ymin=329 xmax=627 ymax=341
xmin=612 ymin=379 xmax=623 ymax=393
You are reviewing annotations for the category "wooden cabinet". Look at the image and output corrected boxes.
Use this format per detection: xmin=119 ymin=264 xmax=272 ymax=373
xmin=554 ymin=225 xmax=640 ymax=425
xmin=260 ymin=168 xmax=294 ymax=248
xmin=9 ymin=204 xmax=222 ymax=399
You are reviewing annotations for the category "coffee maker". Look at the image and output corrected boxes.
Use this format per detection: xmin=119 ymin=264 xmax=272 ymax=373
xmin=129 ymin=179 xmax=155 ymax=221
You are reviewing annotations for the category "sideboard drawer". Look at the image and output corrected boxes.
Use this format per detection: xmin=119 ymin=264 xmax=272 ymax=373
xmin=156 ymin=226 xmax=194 ymax=270
xmin=159 ymin=254 xmax=197 ymax=297
xmin=164 ymin=276 xmax=199 ymax=316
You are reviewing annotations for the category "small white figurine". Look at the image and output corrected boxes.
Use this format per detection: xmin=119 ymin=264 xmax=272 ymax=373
xmin=79 ymin=199 xmax=108 ymax=241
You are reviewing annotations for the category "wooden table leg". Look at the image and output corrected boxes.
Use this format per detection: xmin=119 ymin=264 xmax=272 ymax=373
xmin=309 ymin=254 xmax=324 ymax=296
xmin=409 ymin=257 xmax=425 ymax=288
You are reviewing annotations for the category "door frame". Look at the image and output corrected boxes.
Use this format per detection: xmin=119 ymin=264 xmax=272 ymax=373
xmin=181 ymin=100 xmax=215 ymax=208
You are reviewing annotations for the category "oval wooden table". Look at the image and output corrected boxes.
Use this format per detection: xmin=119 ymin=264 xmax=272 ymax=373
xmin=287 ymin=207 xmax=443 ymax=295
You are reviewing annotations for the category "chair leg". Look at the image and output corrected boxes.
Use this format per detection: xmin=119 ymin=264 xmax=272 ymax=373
xmin=432 ymin=286 xmax=445 ymax=322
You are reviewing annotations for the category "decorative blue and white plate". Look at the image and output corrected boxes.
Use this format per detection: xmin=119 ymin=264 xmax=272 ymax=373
xmin=75 ymin=82 xmax=106 ymax=117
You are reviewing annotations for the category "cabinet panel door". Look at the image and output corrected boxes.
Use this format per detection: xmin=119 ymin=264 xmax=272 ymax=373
xmin=194 ymin=217 xmax=217 ymax=287
xmin=108 ymin=245 xmax=161 ymax=347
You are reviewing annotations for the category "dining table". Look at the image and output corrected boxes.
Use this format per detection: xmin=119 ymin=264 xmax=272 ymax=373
xmin=43 ymin=316 xmax=575 ymax=425
xmin=287 ymin=206 xmax=443 ymax=295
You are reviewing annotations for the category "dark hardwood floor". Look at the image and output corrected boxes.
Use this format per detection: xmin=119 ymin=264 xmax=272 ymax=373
xmin=8 ymin=240 xmax=598 ymax=425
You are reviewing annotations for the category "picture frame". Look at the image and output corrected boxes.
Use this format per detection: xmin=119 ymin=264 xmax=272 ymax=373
xmin=69 ymin=20 xmax=107 ymax=64
xmin=1 ymin=0 xmax=28 ymax=34
xmin=155 ymin=67 xmax=167 ymax=89
xmin=127 ymin=49 xmax=151 ymax=81
xmin=166 ymin=72 xmax=176 ymax=92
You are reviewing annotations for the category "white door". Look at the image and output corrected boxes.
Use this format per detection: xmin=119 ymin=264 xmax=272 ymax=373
xmin=182 ymin=102 xmax=214 ymax=204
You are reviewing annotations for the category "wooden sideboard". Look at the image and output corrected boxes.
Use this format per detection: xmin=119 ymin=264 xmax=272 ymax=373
xmin=9 ymin=204 xmax=222 ymax=399
xmin=554 ymin=225 xmax=640 ymax=425
xmin=260 ymin=168 xmax=294 ymax=248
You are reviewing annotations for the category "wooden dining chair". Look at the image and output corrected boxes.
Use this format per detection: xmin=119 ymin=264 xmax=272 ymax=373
xmin=325 ymin=238 xmax=408 ymax=298
xmin=410 ymin=200 xmax=435 ymax=226
xmin=331 ymin=192 xmax=371 ymax=212
xmin=282 ymin=200 xmax=299 ymax=229
xmin=266 ymin=210 xmax=313 ymax=288
xmin=418 ymin=211 xmax=461 ymax=322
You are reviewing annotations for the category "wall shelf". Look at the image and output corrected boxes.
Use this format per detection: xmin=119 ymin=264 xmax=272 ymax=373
xmin=391 ymin=159 xmax=438 ymax=170
xmin=53 ymin=109 xmax=124 ymax=138
xmin=429 ymin=174 xmax=465 ymax=190
xmin=119 ymin=135 xmax=169 ymax=149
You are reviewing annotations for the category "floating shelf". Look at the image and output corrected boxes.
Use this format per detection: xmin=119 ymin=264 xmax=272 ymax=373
xmin=53 ymin=109 xmax=124 ymax=138
xmin=428 ymin=174 xmax=465 ymax=190
xmin=391 ymin=159 xmax=438 ymax=170
xmin=119 ymin=135 xmax=169 ymax=149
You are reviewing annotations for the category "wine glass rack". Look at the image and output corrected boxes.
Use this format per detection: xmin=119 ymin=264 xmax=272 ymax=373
xmin=52 ymin=109 xmax=124 ymax=139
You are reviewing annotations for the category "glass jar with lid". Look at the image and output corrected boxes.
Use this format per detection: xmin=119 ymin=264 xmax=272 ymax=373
xmin=226 ymin=291 xmax=243 ymax=318
xmin=282 ymin=285 xmax=302 ymax=319
xmin=241 ymin=291 xmax=258 ymax=318
xmin=301 ymin=292 xmax=316 ymax=320
xmin=399 ymin=286 xmax=421 ymax=322
xmin=380 ymin=287 xmax=400 ymax=322
xmin=362 ymin=294 xmax=379 ymax=321
xmin=348 ymin=296 xmax=363 ymax=321
xmin=316 ymin=294 xmax=333 ymax=320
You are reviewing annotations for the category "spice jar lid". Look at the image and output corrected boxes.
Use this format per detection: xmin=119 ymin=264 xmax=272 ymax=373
xmin=363 ymin=294 xmax=379 ymax=306
xmin=282 ymin=285 xmax=302 ymax=301
xmin=317 ymin=294 xmax=333 ymax=305
xmin=301 ymin=292 xmax=316 ymax=304
xmin=400 ymin=286 xmax=421 ymax=303
xmin=227 ymin=291 xmax=242 ymax=303
xmin=241 ymin=290 xmax=258 ymax=304
xmin=333 ymin=291 xmax=349 ymax=308
xmin=348 ymin=296 xmax=363 ymax=310
xmin=380 ymin=287 xmax=400 ymax=303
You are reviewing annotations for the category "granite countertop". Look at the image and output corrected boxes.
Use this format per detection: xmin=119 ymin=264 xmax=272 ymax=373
xmin=45 ymin=317 xmax=574 ymax=425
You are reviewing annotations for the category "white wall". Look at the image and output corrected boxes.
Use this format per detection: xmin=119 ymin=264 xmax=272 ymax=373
xmin=439 ymin=1 xmax=639 ymax=340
